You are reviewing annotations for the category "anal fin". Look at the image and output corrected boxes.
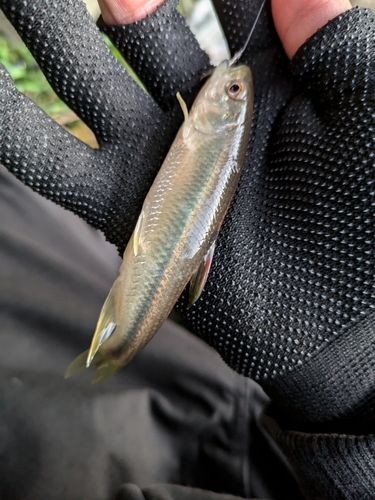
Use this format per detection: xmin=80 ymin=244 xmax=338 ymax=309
xmin=87 ymin=322 xmax=116 ymax=367
xmin=86 ymin=278 xmax=119 ymax=367
xmin=65 ymin=277 xmax=120 ymax=381
xmin=188 ymin=240 xmax=216 ymax=308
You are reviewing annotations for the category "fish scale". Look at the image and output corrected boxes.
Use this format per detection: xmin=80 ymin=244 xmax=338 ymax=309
xmin=66 ymin=61 xmax=254 ymax=382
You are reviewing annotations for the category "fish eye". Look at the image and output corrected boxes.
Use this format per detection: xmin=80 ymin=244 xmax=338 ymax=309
xmin=227 ymin=81 xmax=244 ymax=99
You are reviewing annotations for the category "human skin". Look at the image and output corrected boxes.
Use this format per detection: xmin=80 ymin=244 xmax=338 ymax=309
xmin=97 ymin=0 xmax=352 ymax=58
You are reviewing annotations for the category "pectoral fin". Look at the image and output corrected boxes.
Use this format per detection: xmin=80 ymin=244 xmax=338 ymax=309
xmin=176 ymin=92 xmax=189 ymax=123
xmin=177 ymin=92 xmax=195 ymax=141
xmin=188 ymin=240 xmax=216 ymax=308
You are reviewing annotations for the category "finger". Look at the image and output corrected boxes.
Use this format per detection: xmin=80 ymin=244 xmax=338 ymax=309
xmin=98 ymin=0 xmax=164 ymax=24
xmin=98 ymin=0 xmax=211 ymax=111
xmin=0 ymin=60 xmax=186 ymax=251
xmin=272 ymin=0 xmax=352 ymax=58
xmin=0 ymin=65 xmax=105 ymax=220
xmin=0 ymin=0 xmax=162 ymax=145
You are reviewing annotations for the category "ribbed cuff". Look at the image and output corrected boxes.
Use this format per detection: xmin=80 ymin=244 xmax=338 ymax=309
xmin=263 ymin=311 xmax=375 ymax=428
xmin=262 ymin=408 xmax=375 ymax=499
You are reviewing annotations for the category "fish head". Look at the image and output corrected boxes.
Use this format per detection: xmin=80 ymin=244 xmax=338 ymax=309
xmin=191 ymin=61 xmax=254 ymax=134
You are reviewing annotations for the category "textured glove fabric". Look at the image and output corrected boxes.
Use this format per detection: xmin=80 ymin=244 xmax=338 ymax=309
xmin=97 ymin=2 xmax=210 ymax=111
xmin=183 ymin=5 xmax=375 ymax=428
xmin=0 ymin=0 xmax=210 ymax=246
xmin=0 ymin=0 xmax=375 ymax=431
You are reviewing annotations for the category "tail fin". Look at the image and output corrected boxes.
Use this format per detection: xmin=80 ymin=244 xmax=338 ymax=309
xmin=65 ymin=350 xmax=91 ymax=378
xmin=65 ymin=350 xmax=121 ymax=383
xmin=92 ymin=359 xmax=121 ymax=384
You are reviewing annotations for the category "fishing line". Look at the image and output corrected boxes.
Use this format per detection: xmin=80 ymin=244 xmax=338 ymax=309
xmin=228 ymin=0 xmax=267 ymax=66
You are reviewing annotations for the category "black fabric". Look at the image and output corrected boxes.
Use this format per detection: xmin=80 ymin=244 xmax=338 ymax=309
xmin=0 ymin=0 xmax=375 ymax=466
xmin=1 ymin=4 xmax=375 ymax=495
xmin=2 ymin=174 xmax=375 ymax=500
xmin=0 ymin=165 xmax=303 ymax=500
xmin=262 ymin=408 xmax=375 ymax=498
xmin=115 ymin=484 xmax=250 ymax=499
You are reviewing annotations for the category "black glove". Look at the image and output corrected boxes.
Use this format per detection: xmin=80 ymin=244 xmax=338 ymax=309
xmin=1 ymin=0 xmax=375 ymax=432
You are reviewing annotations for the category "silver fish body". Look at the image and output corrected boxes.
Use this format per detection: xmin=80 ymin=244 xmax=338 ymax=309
xmin=66 ymin=61 xmax=254 ymax=382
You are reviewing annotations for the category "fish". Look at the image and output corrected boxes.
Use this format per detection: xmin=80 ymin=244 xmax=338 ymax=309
xmin=65 ymin=59 xmax=254 ymax=383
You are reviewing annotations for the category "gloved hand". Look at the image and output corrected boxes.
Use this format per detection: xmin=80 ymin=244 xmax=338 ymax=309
xmin=1 ymin=0 xmax=374 ymax=431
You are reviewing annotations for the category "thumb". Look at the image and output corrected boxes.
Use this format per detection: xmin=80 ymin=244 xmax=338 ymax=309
xmin=272 ymin=0 xmax=352 ymax=58
xmin=98 ymin=0 xmax=164 ymax=24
